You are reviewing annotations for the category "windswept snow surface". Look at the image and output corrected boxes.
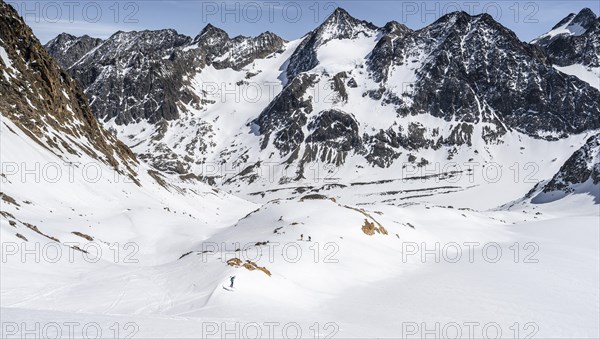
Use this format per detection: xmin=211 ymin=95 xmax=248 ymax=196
xmin=554 ymin=64 xmax=600 ymax=90
xmin=531 ymin=11 xmax=591 ymax=43
xmin=1 ymin=196 xmax=598 ymax=337
xmin=536 ymin=22 xmax=587 ymax=41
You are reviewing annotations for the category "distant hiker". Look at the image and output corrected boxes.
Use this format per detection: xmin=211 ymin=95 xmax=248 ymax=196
xmin=308 ymin=236 xmax=311 ymax=242
xmin=230 ymin=276 xmax=236 ymax=288
xmin=300 ymin=234 xmax=304 ymax=241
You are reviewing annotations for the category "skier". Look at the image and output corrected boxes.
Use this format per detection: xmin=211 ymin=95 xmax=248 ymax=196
xmin=308 ymin=236 xmax=312 ymax=242
xmin=230 ymin=275 xmax=236 ymax=288
xmin=300 ymin=234 xmax=304 ymax=241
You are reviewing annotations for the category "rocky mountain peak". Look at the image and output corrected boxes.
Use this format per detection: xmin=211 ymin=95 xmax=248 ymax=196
xmin=109 ymin=29 xmax=191 ymax=51
xmin=330 ymin=7 xmax=351 ymax=19
xmin=201 ymin=30 xmax=286 ymax=71
xmin=571 ymin=8 xmax=598 ymax=29
xmin=48 ymin=32 xmax=77 ymax=43
xmin=367 ymin=8 xmax=598 ymax=146
xmin=532 ymin=7 xmax=599 ymax=68
xmin=323 ymin=7 xmax=360 ymax=26
xmin=62 ymin=28 xmax=196 ymax=125
xmin=46 ymin=20 xmax=286 ymax=127
xmin=535 ymin=7 xmax=597 ymax=44
xmin=286 ymin=7 xmax=379 ymax=79
xmin=382 ymin=20 xmax=412 ymax=35
xmin=193 ymin=23 xmax=229 ymax=45
xmin=45 ymin=32 xmax=103 ymax=69
xmin=428 ymin=10 xmax=472 ymax=27
xmin=551 ymin=13 xmax=576 ymax=30
xmin=316 ymin=7 xmax=378 ymax=40
xmin=409 ymin=11 xmax=530 ymax=63
xmin=256 ymin=31 xmax=283 ymax=41
xmin=425 ymin=11 xmax=508 ymax=36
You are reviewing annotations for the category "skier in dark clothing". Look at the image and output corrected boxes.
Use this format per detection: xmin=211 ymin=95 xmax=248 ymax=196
xmin=230 ymin=276 xmax=236 ymax=288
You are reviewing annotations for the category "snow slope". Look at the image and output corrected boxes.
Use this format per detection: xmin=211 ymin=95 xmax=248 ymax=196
xmin=555 ymin=64 xmax=600 ymax=90
xmin=2 ymin=191 xmax=598 ymax=338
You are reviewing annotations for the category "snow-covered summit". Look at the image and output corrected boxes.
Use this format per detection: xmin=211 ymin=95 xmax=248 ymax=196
xmin=285 ymin=7 xmax=379 ymax=79
xmin=532 ymin=8 xmax=599 ymax=69
xmin=533 ymin=8 xmax=597 ymax=44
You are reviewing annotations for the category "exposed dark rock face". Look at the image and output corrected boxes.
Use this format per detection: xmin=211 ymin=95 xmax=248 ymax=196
xmin=66 ymin=29 xmax=196 ymax=124
xmin=190 ymin=23 xmax=231 ymax=65
xmin=247 ymin=9 xmax=600 ymax=170
xmin=45 ymin=33 xmax=103 ymax=69
xmin=254 ymin=74 xmax=318 ymax=158
xmin=304 ymin=109 xmax=363 ymax=165
xmin=366 ymin=21 xmax=413 ymax=83
xmin=368 ymin=12 xmax=600 ymax=139
xmin=330 ymin=72 xmax=349 ymax=103
xmin=532 ymin=8 xmax=599 ymax=67
xmin=363 ymin=129 xmax=403 ymax=168
xmin=0 ymin=0 xmax=137 ymax=177
xmin=46 ymin=26 xmax=286 ymax=125
xmin=542 ymin=134 xmax=600 ymax=193
xmin=193 ymin=26 xmax=286 ymax=71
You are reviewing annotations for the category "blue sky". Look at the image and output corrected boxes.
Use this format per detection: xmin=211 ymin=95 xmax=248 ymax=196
xmin=7 ymin=1 xmax=599 ymax=43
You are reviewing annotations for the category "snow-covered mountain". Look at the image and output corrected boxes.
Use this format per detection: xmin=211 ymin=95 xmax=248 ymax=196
xmin=3 ymin=2 xmax=599 ymax=337
xmin=533 ymin=8 xmax=600 ymax=88
xmin=44 ymin=8 xmax=600 ymax=203
xmin=532 ymin=8 xmax=598 ymax=66
xmin=45 ymin=32 xmax=103 ymax=69
xmin=532 ymin=133 xmax=600 ymax=203
xmin=285 ymin=7 xmax=379 ymax=79
xmin=48 ymin=26 xmax=286 ymax=125
xmin=0 ymin=0 xmax=254 ymax=263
